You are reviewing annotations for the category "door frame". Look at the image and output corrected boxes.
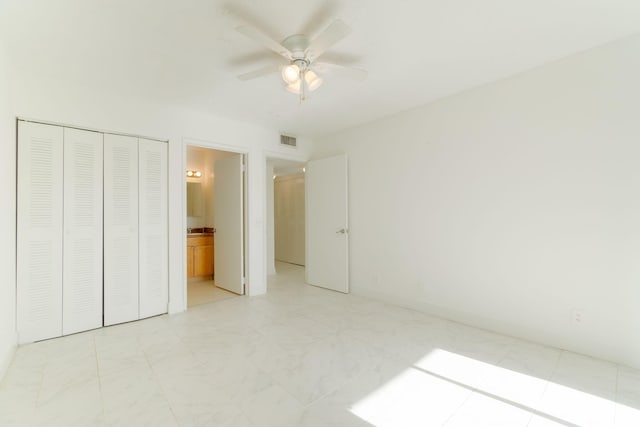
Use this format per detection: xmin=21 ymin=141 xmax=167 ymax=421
xmin=183 ymin=138 xmax=248 ymax=309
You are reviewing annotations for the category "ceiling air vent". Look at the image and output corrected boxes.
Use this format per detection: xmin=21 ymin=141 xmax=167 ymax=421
xmin=280 ymin=134 xmax=297 ymax=147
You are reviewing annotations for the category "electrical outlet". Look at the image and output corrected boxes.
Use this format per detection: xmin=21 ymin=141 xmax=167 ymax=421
xmin=572 ymin=309 xmax=583 ymax=325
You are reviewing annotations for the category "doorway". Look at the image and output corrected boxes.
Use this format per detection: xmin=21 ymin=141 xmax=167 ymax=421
xmin=185 ymin=145 xmax=245 ymax=307
xmin=267 ymin=158 xmax=307 ymax=278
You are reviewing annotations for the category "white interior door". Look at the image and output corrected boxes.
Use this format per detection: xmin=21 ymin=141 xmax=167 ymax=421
xmin=306 ymin=154 xmax=349 ymax=293
xmin=62 ymin=127 xmax=104 ymax=335
xmin=138 ymin=138 xmax=168 ymax=319
xmin=104 ymin=134 xmax=139 ymax=326
xmin=213 ymin=154 xmax=244 ymax=295
xmin=17 ymin=121 xmax=64 ymax=343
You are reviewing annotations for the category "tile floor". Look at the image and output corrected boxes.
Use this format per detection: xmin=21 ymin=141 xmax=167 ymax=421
xmin=1 ymin=261 xmax=639 ymax=426
xmin=187 ymin=279 xmax=239 ymax=307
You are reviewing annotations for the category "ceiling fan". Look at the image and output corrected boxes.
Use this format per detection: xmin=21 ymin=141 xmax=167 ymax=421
xmin=235 ymin=19 xmax=367 ymax=102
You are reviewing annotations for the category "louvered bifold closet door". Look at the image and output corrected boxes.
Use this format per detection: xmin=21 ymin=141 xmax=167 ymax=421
xmin=138 ymin=138 xmax=168 ymax=319
xmin=104 ymin=134 xmax=139 ymax=326
xmin=62 ymin=128 xmax=104 ymax=335
xmin=17 ymin=122 xmax=64 ymax=343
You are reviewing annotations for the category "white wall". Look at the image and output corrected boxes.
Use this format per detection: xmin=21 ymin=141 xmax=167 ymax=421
xmin=0 ymin=40 xmax=17 ymax=381
xmin=314 ymin=34 xmax=640 ymax=369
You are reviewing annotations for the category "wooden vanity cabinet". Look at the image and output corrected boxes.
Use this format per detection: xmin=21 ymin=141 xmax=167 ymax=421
xmin=186 ymin=246 xmax=195 ymax=278
xmin=187 ymin=235 xmax=214 ymax=279
xmin=194 ymin=245 xmax=214 ymax=277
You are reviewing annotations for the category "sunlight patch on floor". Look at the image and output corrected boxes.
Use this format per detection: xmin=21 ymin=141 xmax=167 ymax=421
xmin=349 ymin=364 xmax=471 ymax=426
xmin=349 ymin=348 xmax=633 ymax=426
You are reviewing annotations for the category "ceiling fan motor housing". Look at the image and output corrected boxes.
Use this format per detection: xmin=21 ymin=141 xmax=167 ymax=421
xmin=282 ymin=34 xmax=310 ymax=61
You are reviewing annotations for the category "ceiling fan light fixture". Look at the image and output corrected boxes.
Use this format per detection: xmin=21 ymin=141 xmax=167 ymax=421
xmin=284 ymin=70 xmax=323 ymax=95
xmin=281 ymin=64 xmax=300 ymax=84
xmin=285 ymin=80 xmax=302 ymax=94
xmin=305 ymin=70 xmax=323 ymax=91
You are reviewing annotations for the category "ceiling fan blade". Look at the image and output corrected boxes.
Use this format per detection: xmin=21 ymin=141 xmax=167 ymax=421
xmin=306 ymin=19 xmax=352 ymax=60
xmin=228 ymin=51 xmax=279 ymax=67
xmin=314 ymin=62 xmax=368 ymax=81
xmin=299 ymin=0 xmax=338 ymax=38
xmin=237 ymin=64 xmax=280 ymax=81
xmin=236 ymin=25 xmax=292 ymax=59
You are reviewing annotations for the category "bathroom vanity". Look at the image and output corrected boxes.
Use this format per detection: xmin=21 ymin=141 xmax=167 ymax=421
xmin=186 ymin=230 xmax=214 ymax=279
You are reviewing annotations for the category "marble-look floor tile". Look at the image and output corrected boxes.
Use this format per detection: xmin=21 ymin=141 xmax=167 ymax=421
xmin=101 ymin=367 xmax=177 ymax=426
xmin=9 ymin=343 xmax=48 ymax=371
xmin=254 ymin=313 xmax=337 ymax=349
xmin=173 ymin=405 xmax=253 ymax=427
xmin=615 ymin=405 xmax=640 ymax=427
xmin=443 ymin=391 xmax=532 ymax=427
xmin=34 ymin=378 xmax=104 ymax=427
xmin=537 ymin=351 xmax=617 ymax=427
xmin=180 ymin=325 xmax=264 ymax=364
xmin=615 ymin=366 xmax=640 ymax=427
xmin=240 ymin=380 xmax=304 ymax=427
xmin=0 ymin=382 xmax=39 ymax=426
xmin=268 ymin=332 xmax=381 ymax=405
xmin=475 ymin=340 xmax=561 ymax=409
xmin=304 ymin=357 xmax=471 ymax=427
xmin=39 ymin=353 xmax=99 ymax=404
xmin=96 ymin=334 xmax=150 ymax=377
xmin=550 ymin=351 xmax=618 ymax=399
xmin=0 ymin=262 xmax=634 ymax=427
xmin=537 ymin=382 xmax=616 ymax=427
xmin=524 ymin=413 xmax=569 ymax=426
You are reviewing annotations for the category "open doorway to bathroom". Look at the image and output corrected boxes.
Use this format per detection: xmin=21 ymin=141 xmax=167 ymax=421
xmin=186 ymin=146 xmax=245 ymax=307
xmin=267 ymin=158 xmax=306 ymax=281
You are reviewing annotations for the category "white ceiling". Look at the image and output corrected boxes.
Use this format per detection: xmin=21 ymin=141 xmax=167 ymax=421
xmin=2 ymin=0 xmax=640 ymax=138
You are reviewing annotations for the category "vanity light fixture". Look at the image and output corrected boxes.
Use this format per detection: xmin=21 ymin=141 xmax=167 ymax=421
xmin=186 ymin=170 xmax=202 ymax=178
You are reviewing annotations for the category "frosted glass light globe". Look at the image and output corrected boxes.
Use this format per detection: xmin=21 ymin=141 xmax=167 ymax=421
xmin=281 ymin=64 xmax=300 ymax=84
xmin=305 ymin=70 xmax=323 ymax=91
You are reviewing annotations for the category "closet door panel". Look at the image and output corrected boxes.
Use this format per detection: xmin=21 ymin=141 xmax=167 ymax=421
xmin=62 ymin=128 xmax=104 ymax=335
xmin=138 ymin=138 xmax=168 ymax=319
xmin=104 ymin=134 xmax=139 ymax=326
xmin=17 ymin=121 xmax=64 ymax=343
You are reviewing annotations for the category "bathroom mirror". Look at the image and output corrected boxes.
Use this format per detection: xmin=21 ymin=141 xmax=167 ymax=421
xmin=186 ymin=182 xmax=204 ymax=217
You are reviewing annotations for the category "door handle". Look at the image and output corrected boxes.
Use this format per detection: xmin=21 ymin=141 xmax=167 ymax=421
xmin=336 ymin=228 xmax=348 ymax=234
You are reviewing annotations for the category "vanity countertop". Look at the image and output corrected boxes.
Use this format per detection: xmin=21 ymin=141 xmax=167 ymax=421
xmin=187 ymin=227 xmax=214 ymax=237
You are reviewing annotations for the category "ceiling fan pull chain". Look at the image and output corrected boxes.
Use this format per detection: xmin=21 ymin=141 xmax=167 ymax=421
xmin=300 ymin=68 xmax=306 ymax=103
